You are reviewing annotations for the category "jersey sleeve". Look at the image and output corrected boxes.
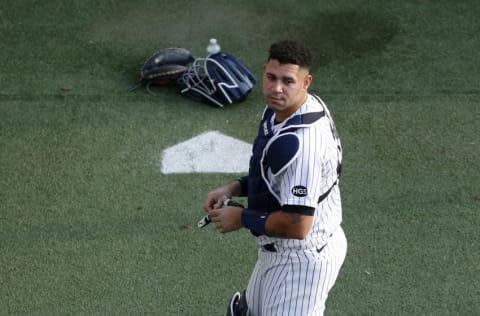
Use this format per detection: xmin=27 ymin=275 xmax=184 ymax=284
xmin=272 ymin=121 xmax=339 ymax=209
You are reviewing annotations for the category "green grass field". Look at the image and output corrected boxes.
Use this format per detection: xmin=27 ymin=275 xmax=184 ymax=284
xmin=1 ymin=1 xmax=479 ymax=315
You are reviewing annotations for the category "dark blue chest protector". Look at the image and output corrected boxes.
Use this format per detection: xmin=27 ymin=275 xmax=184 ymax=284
xmin=243 ymin=107 xmax=328 ymax=212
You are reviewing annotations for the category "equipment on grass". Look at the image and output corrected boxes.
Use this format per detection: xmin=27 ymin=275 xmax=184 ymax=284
xmin=197 ymin=198 xmax=244 ymax=228
xmin=129 ymin=39 xmax=256 ymax=107
xmin=178 ymin=52 xmax=257 ymax=107
xmin=130 ymin=48 xmax=195 ymax=93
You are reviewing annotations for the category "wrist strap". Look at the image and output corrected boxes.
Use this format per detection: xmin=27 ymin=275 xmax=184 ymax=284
xmin=241 ymin=208 xmax=269 ymax=236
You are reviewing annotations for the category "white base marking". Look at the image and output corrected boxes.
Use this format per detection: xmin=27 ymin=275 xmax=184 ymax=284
xmin=161 ymin=131 xmax=252 ymax=174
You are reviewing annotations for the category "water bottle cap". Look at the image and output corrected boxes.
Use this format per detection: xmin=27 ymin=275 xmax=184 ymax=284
xmin=207 ymin=38 xmax=220 ymax=54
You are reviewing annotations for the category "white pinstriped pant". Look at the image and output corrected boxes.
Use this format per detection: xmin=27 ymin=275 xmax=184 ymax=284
xmin=245 ymin=228 xmax=347 ymax=316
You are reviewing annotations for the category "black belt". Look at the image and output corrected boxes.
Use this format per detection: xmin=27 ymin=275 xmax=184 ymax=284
xmin=262 ymin=243 xmax=327 ymax=253
xmin=262 ymin=243 xmax=277 ymax=252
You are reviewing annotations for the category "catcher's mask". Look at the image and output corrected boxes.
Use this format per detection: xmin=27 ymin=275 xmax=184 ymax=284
xmin=178 ymin=52 xmax=257 ymax=107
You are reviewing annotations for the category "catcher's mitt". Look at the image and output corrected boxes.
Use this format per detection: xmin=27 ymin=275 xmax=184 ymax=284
xmin=130 ymin=48 xmax=195 ymax=93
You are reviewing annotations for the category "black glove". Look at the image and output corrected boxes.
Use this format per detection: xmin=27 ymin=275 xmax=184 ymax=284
xmin=130 ymin=48 xmax=195 ymax=92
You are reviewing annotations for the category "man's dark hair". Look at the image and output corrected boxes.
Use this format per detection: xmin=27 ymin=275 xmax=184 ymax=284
xmin=268 ymin=40 xmax=313 ymax=70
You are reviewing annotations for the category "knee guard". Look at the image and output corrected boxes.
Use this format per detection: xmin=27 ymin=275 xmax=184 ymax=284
xmin=226 ymin=290 xmax=248 ymax=316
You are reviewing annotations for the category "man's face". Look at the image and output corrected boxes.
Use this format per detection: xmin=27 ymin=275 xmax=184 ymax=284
xmin=262 ymin=59 xmax=312 ymax=121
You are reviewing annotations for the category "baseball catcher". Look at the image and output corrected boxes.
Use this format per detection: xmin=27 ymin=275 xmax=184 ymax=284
xmin=130 ymin=48 xmax=195 ymax=93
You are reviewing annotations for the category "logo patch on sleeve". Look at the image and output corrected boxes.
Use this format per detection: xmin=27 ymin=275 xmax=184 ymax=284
xmin=291 ymin=185 xmax=308 ymax=197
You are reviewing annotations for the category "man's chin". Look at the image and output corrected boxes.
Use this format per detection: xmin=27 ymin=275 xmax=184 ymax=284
xmin=267 ymin=103 xmax=283 ymax=112
xmin=266 ymin=98 xmax=284 ymax=109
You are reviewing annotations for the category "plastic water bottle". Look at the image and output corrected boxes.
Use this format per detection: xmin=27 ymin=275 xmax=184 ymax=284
xmin=206 ymin=38 xmax=221 ymax=55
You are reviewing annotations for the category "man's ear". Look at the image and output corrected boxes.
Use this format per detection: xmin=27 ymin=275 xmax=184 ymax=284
xmin=303 ymin=74 xmax=313 ymax=90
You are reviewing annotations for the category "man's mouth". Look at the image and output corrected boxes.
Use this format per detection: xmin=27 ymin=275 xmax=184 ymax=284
xmin=267 ymin=95 xmax=283 ymax=103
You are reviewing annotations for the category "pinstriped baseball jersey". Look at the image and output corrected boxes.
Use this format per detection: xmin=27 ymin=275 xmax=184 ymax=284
xmin=256 ymin=94 xmax=342 ymax=249
xmin=244 ymin=94 xmax=346 ymax=315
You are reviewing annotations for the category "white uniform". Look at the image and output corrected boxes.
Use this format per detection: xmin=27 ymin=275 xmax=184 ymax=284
xmin=245 ymin=94 xmax=347 ymax=315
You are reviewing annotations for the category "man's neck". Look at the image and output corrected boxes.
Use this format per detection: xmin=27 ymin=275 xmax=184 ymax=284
xmin=274 ymin=93 xmax=308 ymax=122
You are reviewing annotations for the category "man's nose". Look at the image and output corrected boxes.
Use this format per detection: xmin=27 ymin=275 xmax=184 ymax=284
xmin=271 ymin=80 xmax=282 ymax=92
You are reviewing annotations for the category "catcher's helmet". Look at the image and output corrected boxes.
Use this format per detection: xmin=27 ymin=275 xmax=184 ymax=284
xmin=178 ymin=52 xmax=257 ymax=107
